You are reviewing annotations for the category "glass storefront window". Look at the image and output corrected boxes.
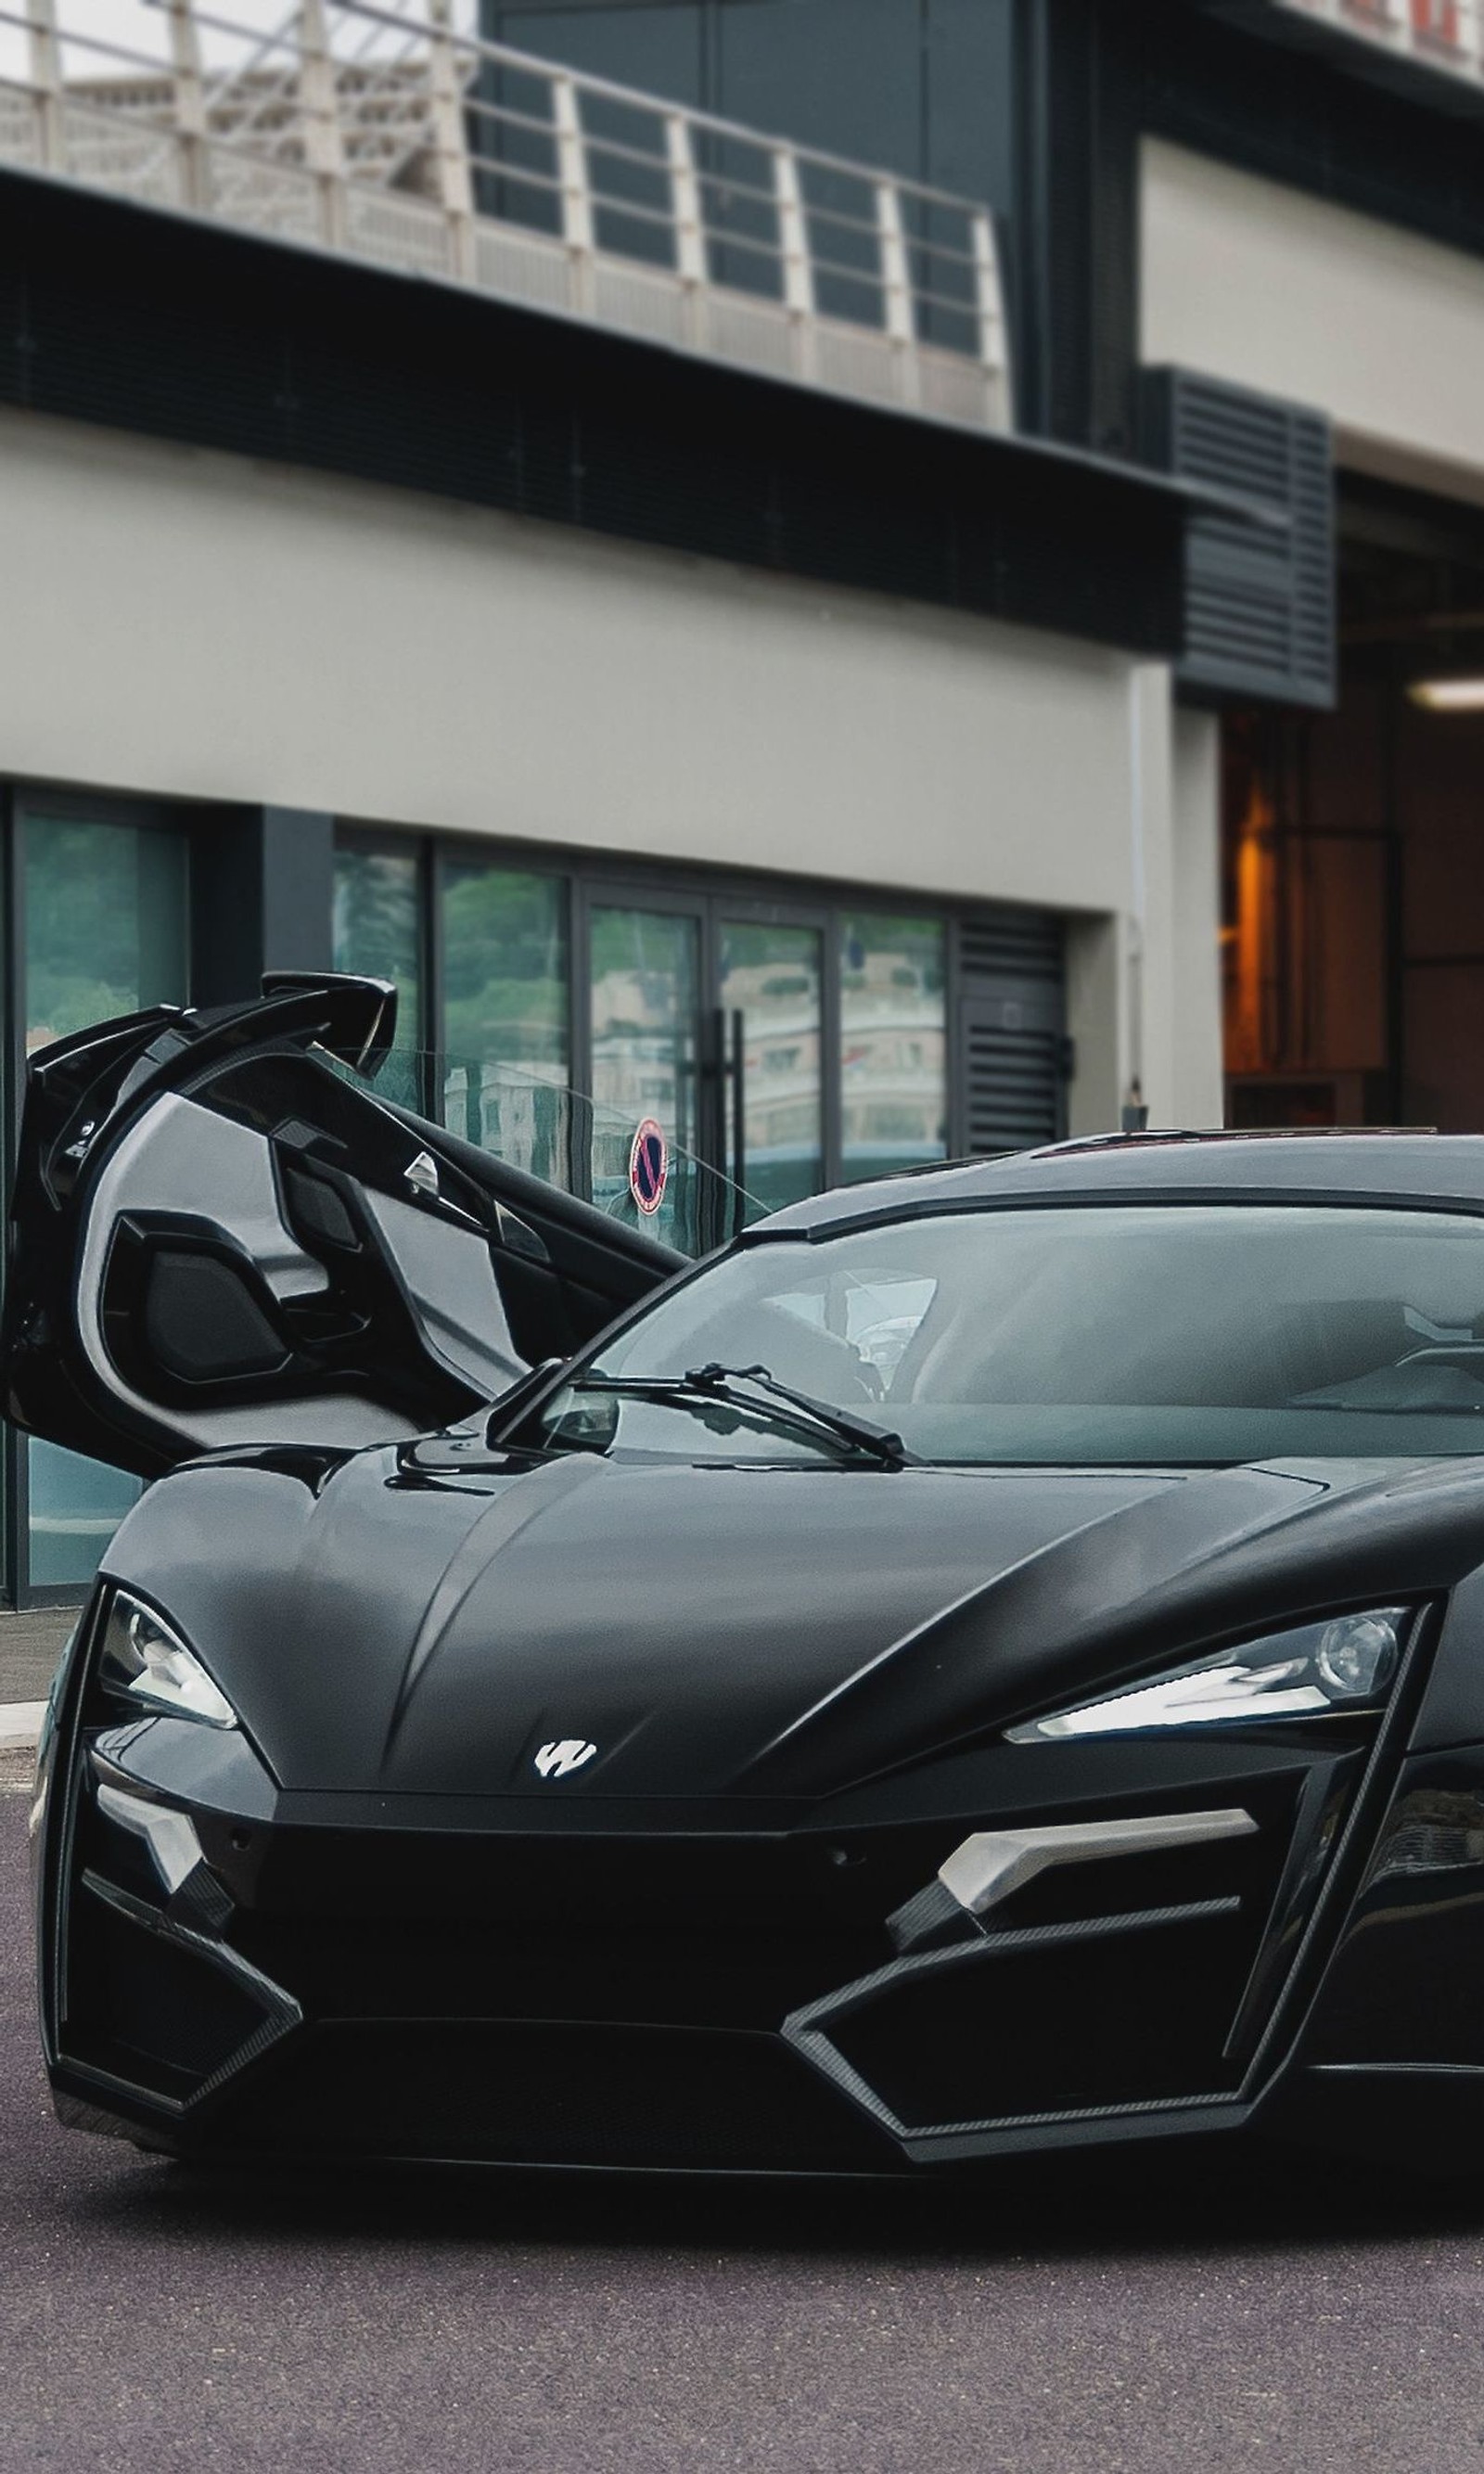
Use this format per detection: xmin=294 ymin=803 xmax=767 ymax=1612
xmin=24 ymin=815 xmax=186 ymax=1050
xmin=2 ymin=802 xmax=967 ymax=1595
xmin=441 ymin=861 xmax=570 ymax=1185
xmin=332 ymin=841 xmax=425 ymax=1111
xmin=719 ymin=918 xmax=823 ymax=1217
xmin=839 ymin=912 xmax=947 ymax=1183
xmin=21 ymin=812 xmax=190 ymax=1592
xmin=26 ymin=1442 xmax=142 ymax=1594
xmin=589 ymin=903 xmax=702 ymax=1251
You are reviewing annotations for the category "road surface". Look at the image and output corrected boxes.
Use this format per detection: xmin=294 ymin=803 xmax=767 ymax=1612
xmin=3 ymin=1766 xmax=1484 ymax=2472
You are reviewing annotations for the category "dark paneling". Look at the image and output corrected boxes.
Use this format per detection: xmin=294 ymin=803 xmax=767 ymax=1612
xmin=262 ymin=811 xmax=336 ymax=978
xmin=1145 ymin=368 xmax=1336 ymax=709
xmin=190 ymin=811 xmax=265 ymax=1008
xmin=192 ymin=809 xmax=335 ymax=1006
xmin=953 ymin=907 xmax=1068 ymax=1155
xmin=490 ymin=0 xmax=1017 ymax=211
xmin=0 ymin=165 xmax=1192 ymax=657
xmin=1012 ymin=0 xmax=1140 ymax=455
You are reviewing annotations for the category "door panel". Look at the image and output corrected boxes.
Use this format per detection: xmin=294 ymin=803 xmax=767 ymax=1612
xmin=4 ymin=977 xmax=681 ymax=1479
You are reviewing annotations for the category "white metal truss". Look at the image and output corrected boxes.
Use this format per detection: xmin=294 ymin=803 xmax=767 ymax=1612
xmin=0 ymin=0 xmax=1014 ymax=432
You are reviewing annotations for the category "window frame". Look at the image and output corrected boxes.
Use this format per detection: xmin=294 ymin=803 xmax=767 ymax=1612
xmin=336 ymin=820 xmax=966 ymax=1196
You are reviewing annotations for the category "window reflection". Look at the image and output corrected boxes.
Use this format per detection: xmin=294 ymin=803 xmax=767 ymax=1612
xmin=21 ymin=813 xmax=190 ymax=1589
xmin=589 ymin=904 xmax=700 ymax=1250
xmin=441 ymin=861 xmax=570 ymax=1185
xmin=24 ymin=816 xmax=186 ymax=1051
xmin=719 ymin=919 xmax=822 ymax=1216
xmin=332 ymin=841 xmax=423 ymax=1111
xmin=839 ymin=913 xmax=947 ymax=1182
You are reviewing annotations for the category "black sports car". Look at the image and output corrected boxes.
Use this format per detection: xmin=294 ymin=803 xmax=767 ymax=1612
xmin=13 ymin=973 xmax=1484 ymax=2178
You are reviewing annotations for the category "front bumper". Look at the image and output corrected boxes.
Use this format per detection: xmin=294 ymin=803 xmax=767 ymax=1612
xmin=40 ymin=1675 xmax=1480 ymax=2174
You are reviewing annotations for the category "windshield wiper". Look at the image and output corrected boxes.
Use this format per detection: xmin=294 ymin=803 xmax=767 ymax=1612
xmin=572 ymin=1361 xmax=915 ymax=1468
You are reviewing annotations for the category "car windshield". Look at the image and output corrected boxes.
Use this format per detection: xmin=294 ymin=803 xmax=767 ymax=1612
xmin=530 ymin=1201 xmax=1484 ymax=1467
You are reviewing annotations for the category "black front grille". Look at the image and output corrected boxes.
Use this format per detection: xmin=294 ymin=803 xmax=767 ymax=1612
xmin=825 ymin=1902 xmax=1255 ymax=2132
xmin=66 ymin=1880 xmax=270 ymax=2101
xmin=229 ymin=1909 xmax=886 ymax=2035
xmin=212 ymin=2020 xmax=901 ymax=2172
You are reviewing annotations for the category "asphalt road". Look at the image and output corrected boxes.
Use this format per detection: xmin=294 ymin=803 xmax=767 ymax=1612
xmin=0 ymin=1609 xmax=77 ymax=1709
xmin=6 ymin=1775 xmax=1484 ymax=2474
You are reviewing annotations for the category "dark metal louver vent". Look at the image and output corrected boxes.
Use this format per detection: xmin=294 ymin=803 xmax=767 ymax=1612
xmin=1145 ymin=368 xmax=1335 ymax=709
xmin=954 ymin=909 xmax=1068 ymax=1157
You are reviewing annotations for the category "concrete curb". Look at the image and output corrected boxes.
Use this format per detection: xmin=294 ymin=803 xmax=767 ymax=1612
xmin=0 ymin=1702 xmax=45 ymax=1755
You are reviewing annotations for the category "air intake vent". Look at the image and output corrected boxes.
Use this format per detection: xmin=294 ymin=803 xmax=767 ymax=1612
xmin=1145 ymin=368 xmax=1335 ymax=709
xmin=953 ymin=909 xmax=1068 ymax=1157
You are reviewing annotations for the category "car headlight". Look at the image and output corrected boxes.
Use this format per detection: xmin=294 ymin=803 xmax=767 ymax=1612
xmin=1005 ymin=1608 xmax=1410 ymax=1743
xmin=97 ymin=1588 xmax=237 ymax=1729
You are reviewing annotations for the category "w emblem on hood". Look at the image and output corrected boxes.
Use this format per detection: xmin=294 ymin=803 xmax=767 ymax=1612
xmin=533 ymin=1738 xmax=598 ymax=1780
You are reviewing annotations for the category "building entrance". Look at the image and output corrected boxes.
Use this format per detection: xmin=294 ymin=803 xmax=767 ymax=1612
xmin=582 ymin=889 xmax=829 ymax=1252
xmin=1222 ymin=474 xmax=1484 ymax=1133
xmin=334 ymin=837 xmax=1060 ymax=1254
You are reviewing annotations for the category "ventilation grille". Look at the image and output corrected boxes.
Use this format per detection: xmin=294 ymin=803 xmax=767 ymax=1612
xmin=1145 ymin=368 xmax=1335 ymax=709
xmin=958 ymin=910 xmax=1064 ymax=987
xmin=954 ymin=909 xmax=1068 ymax=1157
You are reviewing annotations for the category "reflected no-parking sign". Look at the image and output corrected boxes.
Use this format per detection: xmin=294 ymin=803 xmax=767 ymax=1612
xmin=628 ymin=1117 xmax=669 ymax=1215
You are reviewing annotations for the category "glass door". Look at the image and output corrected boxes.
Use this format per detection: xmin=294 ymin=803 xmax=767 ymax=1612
xmin=585 ymin=895 xmax=707 ymax=1254
xmin=718 ymin=914 xmax=825 ymax=1221
xmin=581 ymin=893 xmax=834 ymax=1252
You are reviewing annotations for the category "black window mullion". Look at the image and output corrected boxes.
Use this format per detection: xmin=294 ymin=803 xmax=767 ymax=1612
xmin=421 ymin=834 xmax=442 ymax=1125
xmin=569 ymin=870 xmax=591 ymax=1200
xmin=822 ymin=904 xmax=844 ymax=1191
xmin=945 ymin=909 xmax=966 ymax=1159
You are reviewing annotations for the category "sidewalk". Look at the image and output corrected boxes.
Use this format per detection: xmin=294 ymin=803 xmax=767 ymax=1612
xmin=0 ymin=1609 xmax=78 ymax=1749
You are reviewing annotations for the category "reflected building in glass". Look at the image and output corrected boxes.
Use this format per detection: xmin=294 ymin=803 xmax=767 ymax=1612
xmin=840 ymin=916 xmax=948 ymax=1183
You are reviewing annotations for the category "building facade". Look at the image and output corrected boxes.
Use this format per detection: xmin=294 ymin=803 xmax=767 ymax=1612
xmin=2 ymin=0 xmax=1482 ymax=1596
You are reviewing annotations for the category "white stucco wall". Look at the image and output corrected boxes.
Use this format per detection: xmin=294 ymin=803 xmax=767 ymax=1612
xmin=1060 ymin=673 xmax=1223 ymax=1138
xmin=1142 ymin=136 xmax=1484 ymax=494
xmin=2 ymin=401 xmax=1233 ymax=1136
xmin=1169 ymin=705 xmax=1224 ymax=1129
xmin=4 ymin=404 xmax=1140 ymax=919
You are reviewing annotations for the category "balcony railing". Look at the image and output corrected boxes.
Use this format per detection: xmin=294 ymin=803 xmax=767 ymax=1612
xmin=0 ymin=0 xmax=1013 ymax=432
xmin=1273 ymin=0 xmax=1484 ymax=92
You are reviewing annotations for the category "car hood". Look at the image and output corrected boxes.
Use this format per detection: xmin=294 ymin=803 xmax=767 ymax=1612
xmin=103 ymin=1444 xmax=1484 ymax=1798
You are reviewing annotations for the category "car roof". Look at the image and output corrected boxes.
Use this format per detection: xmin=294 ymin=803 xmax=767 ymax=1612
xmin=760 ymin=1129 xmax=1484 ymax=1237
